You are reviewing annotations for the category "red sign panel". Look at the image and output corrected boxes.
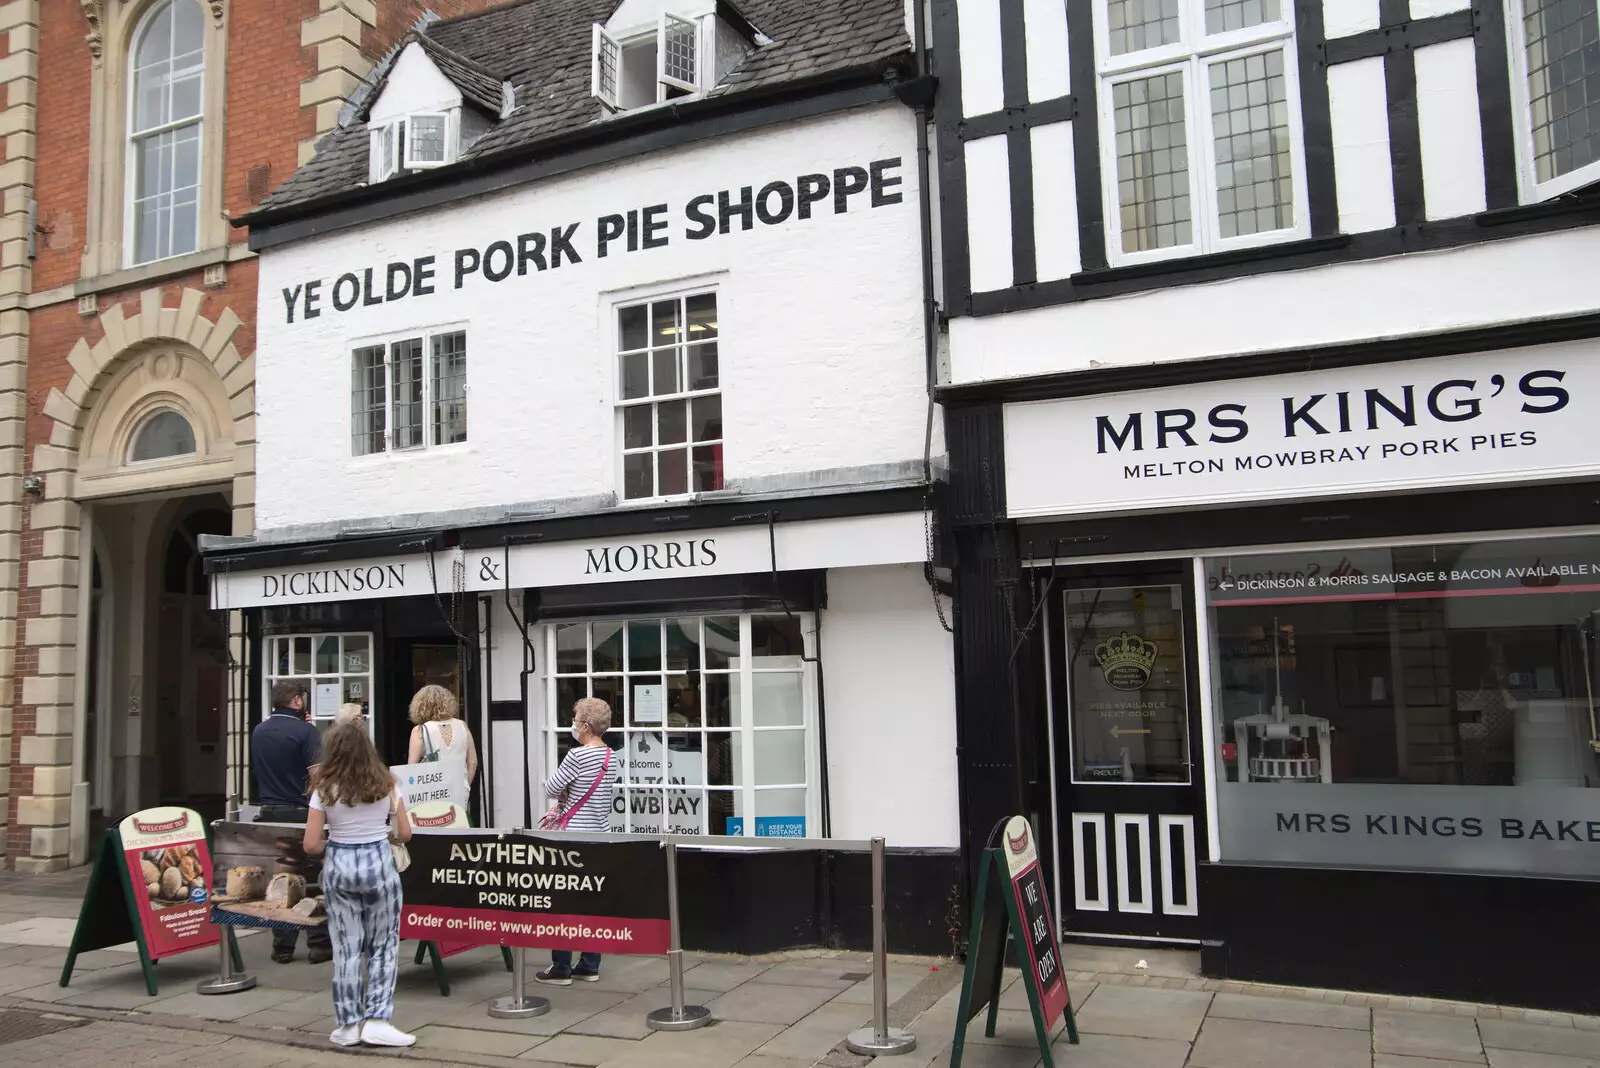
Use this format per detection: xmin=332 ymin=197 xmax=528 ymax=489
xmin=1002 ymin=816 xmax=1069 ymax=1029
xmin=118 ymin=807 xmax=219 ymax=958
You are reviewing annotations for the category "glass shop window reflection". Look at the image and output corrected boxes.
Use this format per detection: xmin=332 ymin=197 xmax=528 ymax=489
xmin=1206 ymin=536 xmax=1600 ymax=788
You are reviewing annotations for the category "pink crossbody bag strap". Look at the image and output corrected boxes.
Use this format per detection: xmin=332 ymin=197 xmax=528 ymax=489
xmin=555 ymin=747 xmax=612 ymax=830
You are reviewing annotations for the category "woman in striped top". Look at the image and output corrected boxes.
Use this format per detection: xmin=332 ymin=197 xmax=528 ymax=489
xmin=536 ymin=697 xmax=619 ymax=985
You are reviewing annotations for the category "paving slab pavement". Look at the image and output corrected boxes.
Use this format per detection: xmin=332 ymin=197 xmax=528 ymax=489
xmin=13 ymin=872 xmax=1600 ymax=1068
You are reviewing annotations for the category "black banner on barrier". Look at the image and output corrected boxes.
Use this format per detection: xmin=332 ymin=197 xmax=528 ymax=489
xmin=399 ymin=833 xmax=670 ymax=954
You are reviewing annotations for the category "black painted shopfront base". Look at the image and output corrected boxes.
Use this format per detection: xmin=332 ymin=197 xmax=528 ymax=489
xmin=1200 ymin=863 xmax=1600 ymax=1014
xmin=677 ymin=848 xmax=962 ymax=958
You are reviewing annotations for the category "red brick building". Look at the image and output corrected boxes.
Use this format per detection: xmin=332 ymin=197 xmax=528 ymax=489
xmin=4 ymin=0 xmax=496 ymax=871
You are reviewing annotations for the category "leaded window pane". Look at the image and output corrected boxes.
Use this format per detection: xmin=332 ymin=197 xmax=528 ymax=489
xmin=1113 ymin=72 xmax=1193 ymax=252
xmin=1524 ymin=0 xmax=1600 ymax=182
xmin=1108 ymin=0 xmax=1182 ymax=55
xmin=1210 ymin=49 xmax=1294 ymax=237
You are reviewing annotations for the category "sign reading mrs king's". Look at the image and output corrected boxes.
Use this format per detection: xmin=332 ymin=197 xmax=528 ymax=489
xmin=276 ymin=157 xmax=904 ymax=325
xmin=1004 ymin=346 xmax=1598 ymax=518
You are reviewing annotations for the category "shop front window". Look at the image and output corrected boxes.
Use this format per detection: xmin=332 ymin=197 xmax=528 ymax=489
xmin=1065 ymin=584 xmax=1191 ymax=783
xmin=1205 ymin=534 xmax=1600 ymax=877
xmin=541 ymin=613 xmax=816 ymax=836
xmin=263 ymin=633 xmax=375 ymax=738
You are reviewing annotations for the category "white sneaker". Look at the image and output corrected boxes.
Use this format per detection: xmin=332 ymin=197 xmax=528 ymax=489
xmin=360 ymin=1019 xmax=416 ymax=1047
xmin=329 ymin=1024 xmax=361 ymax=1047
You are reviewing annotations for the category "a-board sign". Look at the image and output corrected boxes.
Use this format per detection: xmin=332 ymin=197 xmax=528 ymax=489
xmin=399 ymin=830 xmax=669 ymax=955
xmin=1002 ymin=817 xmax=1070 ymax=1027
xmin=949 ymin=816 xmax=1077 ymax=1068
xmin=406 ymin=802 xmax=491 ymax=962
xmin=393 ymin=754 xmax=469 ymax=810
xmin=410 ymin=800 xmax=470 ymax=832
xmin=61 ymin=807 xmax=227 ymax=995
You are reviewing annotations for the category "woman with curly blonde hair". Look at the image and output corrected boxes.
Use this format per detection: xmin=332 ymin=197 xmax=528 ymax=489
xmin=406 ymin=684 xmax=478 ymax=796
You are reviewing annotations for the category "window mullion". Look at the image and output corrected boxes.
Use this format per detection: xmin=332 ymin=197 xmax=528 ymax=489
xmin=1186 ymin=57 xmax=1219 ymax=254
xmin=423 ymin=332 xmax=435 ymax=448
xmin=738 ymin=615 xmax=755 ymax=837
xmin=545 ymin=625 xmax=559 ymax=826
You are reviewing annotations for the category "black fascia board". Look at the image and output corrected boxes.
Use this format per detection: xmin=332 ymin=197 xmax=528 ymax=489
xmin=457 ymin=483 xmax=929 ymax=553
xmin=238 ymin=61 xmax=912 ymax=250
xmin=200 ymin=529 xmax=449 ymax=576
xmin=197 ymin=484 xmax=930 ymax=576
xmin=933 ymin=310 xmax=1600 ymax=407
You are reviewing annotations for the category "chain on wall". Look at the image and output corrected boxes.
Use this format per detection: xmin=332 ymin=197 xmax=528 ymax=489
xmin=924 ymin=487 xmax=954 ymax=634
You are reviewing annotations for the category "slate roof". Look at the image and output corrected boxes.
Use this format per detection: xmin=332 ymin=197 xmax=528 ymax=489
xmin=247 ymin=0 xmax=912 ymax=219
xmin=413 ymin=33 xmax=506 ymax=116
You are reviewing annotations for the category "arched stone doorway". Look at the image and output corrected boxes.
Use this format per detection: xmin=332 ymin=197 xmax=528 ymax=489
xmin=15 ymin=288 xmax=253 ymax=869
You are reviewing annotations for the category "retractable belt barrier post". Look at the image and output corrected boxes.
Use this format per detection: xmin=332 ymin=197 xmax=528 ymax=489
xmin=645 ymin=839 xmax=711 ymax=1032
xmin=484 ymin=826 xmax=552 ymax=1019
xmin=197 ymin=928 xmax=255 ymax=995
xmin=393 ymin=827 xmax=893 ymax=1033
xmin=846 ymin=837 xmax=917 ymax=1056
xmin=490 ymin=944 xmax=551 ymax=1019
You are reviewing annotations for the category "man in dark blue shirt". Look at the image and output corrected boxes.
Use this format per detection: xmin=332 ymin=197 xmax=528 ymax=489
xmin=251 ymin=680 xmax=332 ymax=963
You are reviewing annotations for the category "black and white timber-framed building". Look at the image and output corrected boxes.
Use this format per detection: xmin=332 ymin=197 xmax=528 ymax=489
xmin=932 ymin=0 xmax=1600 ymax=1011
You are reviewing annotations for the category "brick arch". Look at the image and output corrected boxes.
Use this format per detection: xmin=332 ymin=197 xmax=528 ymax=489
xmin=32 ymin=286 xmax=255 ymax=532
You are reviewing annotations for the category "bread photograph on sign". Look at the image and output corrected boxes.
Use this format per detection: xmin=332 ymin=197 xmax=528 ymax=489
xmin=141 ymin=844 xmax=208 ymax=907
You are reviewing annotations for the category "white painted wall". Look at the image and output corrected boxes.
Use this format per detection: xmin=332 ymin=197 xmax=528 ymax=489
xmin=948 ymin=225 xmax=1600 ymax=384
xmin=1023 ymin=0 xmax=1069 ymax=102
xmin=957 ymin=0 xmax=1004 ymax=117
xmin=1032 ymin=122 xmax=1079 ymax=282
xmin=820 ymin=563 xmax=958 ymax=848
xmin=1411 ymin=0 xmax=1470 ymax=15
xmin=490 ymin=720 xmax=527 ymax=828
xmin=965 ymin=134 xmax=1012 ymax=292
xmin=254 ymin=105 xmax=927 ymax=531
xmin=1324 ymin=0 xmax=1380 ymax=37
xmin=369 ymin=42 xmax=464 ymax=124
xmin=1328 ymin=57 xmax=1395 ymax=235
xmin=1416 ymin=39 xmax=1487 ymax=221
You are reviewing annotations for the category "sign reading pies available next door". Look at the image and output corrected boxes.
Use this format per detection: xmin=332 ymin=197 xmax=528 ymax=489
xmin=1004 ymin=345 xmax=1599 ymax=518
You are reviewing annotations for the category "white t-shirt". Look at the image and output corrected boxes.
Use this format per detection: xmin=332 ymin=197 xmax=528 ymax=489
xmin=309 ymin=785 xmax=399 ymax=845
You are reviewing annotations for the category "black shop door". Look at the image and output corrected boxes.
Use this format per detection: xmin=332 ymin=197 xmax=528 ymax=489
xmin=1047 ymin=561 xmax=1207 ymax=943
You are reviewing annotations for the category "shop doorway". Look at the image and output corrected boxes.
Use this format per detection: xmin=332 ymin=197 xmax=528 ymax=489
xmin=1045 ymin=560 xmax=1207 ymax=942
xmin=85 ymin=492 xmax=232 ymax=823
xmin=380 ymin=640 xmax=464 ymax=765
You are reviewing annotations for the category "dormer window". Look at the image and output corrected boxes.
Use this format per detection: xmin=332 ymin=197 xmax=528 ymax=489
xmin=404 ymin=113 xmax=451 ymax=168
xmin=369 ymin=110 xmax=459 ymax=182
xmin=592 ymin=12 xmax=706 ymax=111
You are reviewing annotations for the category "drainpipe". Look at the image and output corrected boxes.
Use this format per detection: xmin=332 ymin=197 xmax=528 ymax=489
xmin=893 ymin=0 xmax=941 ymax=476
xmin=69 ymin=505 xmax=94 ymax=866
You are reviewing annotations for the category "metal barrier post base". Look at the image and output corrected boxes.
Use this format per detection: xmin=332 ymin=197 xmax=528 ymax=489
xmin=646 ymin=1004 xmax=713 ymax=1032
xmin=489 ymin=947 xmax=551 ymax=1019
xmin=197 ymin=930 xmax=256 ymax=995
xmin=488 ymin=994 xmax=551 ymax=1019
xmin=845 ymin=1027 xmax=917 ymax=1056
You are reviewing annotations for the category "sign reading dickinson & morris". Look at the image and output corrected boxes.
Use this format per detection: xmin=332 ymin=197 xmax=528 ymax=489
xmin=1004 ymin=346 xmax=1599 ymax=518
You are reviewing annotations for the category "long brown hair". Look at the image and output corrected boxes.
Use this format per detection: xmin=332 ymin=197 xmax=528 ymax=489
xmin=311 ymin=724 xmax=395 ymax=806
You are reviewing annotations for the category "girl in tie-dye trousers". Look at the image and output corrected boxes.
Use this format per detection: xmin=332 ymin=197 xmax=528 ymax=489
xmin=323 ymin=840 xmax=402 ymax=1027
xmin=304 ymin=723 xmax=415 ymax=1047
